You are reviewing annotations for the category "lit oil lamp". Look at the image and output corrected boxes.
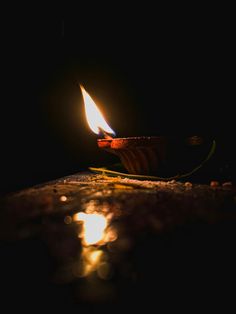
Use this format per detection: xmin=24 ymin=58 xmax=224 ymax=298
xmin=80 ymin=85 xmax=167 ymax=175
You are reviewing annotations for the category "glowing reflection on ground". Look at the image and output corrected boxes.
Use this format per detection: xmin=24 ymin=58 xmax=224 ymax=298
xmin=72 ymin=203 xmax=117 ymax=278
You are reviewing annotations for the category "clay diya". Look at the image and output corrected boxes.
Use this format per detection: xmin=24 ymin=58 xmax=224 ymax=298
xmin=80 ymin=86 xmax=211 ymax=177
xmin=97 ymin=136 xmax=167 ymax=175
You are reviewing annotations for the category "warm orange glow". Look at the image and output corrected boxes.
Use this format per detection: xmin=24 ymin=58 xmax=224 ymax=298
xmin=60 ymin=195 xmax=67 ymax=202
xmin=80 ymin=85 xmax=115 ymax=136
xmin=88 ymin=249 xmax=103 ymax=265
xmin=76 ymin=247 xmax=104 ymax=277
xmin=97 ymin=261 xmax=112 ymax=280
xmin=74 ymin=212 xmax=108 ymax=245
xmin=72 ymin=208 xmax=118 ymax=278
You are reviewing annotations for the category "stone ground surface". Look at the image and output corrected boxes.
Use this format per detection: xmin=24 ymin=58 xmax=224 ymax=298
xmin=0 ymin=172 xmax=236 ymax=310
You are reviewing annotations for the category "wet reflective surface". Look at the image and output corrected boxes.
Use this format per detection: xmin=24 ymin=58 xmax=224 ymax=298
xmin=0 ymin=173 xmax=236 ymax=310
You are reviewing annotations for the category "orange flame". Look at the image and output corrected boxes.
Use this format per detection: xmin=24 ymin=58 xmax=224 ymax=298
xmin=80 ymin=85 xmax=115 ymax=136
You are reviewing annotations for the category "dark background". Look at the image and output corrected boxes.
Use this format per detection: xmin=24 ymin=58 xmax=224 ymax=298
xmin=1 ymin=15 xmax=235 ymax=194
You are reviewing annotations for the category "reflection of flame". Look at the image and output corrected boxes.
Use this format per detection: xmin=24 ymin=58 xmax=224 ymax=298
xmin=82 ymin=248 xmax=103 ymax=276
xmin=73 ymin=210 xmax=117 ymax=278
xmin=74 ymin=212 xmax=108 ymax=245
xmin=80 ymin=85 xmax=115 ymax=136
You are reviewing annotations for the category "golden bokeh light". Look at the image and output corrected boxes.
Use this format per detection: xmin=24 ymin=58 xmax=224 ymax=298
xmin=73 ymin=212 xmax=108 ymax=245
xmin=60 ymin=195 xmax=67 ymax=202
xmin=72 ymin=208 xmax=118 ymax=278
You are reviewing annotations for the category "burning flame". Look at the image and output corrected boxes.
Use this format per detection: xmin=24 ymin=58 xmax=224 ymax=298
xmin=80 ymin=85 xmax=115 ymax=136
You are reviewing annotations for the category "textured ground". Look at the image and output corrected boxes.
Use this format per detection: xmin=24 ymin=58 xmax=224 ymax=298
xmin=0 ymin=172 xmax=235 ymax=310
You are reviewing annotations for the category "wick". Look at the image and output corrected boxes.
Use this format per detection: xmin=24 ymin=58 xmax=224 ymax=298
xmin=98 ymin=127 xmax=114 ymax=140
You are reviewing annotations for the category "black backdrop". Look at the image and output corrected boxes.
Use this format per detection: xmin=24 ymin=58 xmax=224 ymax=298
xmin=1 ymin=16 xmax=235 ymax=194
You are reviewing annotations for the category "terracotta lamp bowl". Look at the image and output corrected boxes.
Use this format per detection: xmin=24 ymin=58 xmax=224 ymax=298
xmin=97 ymin=136 xmax=167 ymax=175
